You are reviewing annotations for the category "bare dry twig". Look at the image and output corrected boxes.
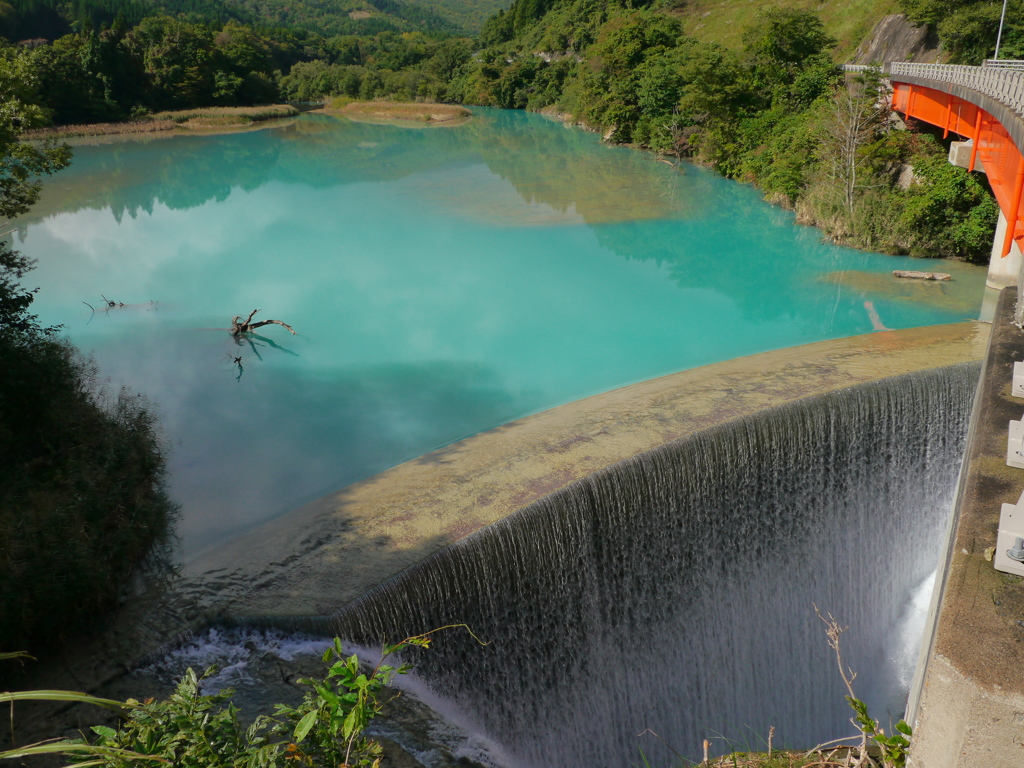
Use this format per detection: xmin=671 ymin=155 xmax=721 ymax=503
xmin=230 ymin=309 xmax=296 ymax=336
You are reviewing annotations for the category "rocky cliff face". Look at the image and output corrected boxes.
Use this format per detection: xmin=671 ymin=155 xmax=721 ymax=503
xmin=851 ymin=13 xmax=942 ymax=64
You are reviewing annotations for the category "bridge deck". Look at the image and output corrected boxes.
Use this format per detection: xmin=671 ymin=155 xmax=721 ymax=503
xmin=886 ymin=63 xmax=1024 ymax=257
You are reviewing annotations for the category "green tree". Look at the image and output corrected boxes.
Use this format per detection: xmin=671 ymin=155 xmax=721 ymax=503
xmin=125 ymin=15 xmax=216 ymax=108
xmin=898 ymin=0 xmax=1024 ymax=63
xmin=743 ymin=8 xmax=836 ymax=96
xmin=31 ymin=34 xmax=126 ymax=123
xmin=936 ymin=2 xmax=1006 ymax=63
xmin=899 ymin=0 xmax=991 ymax=28
xmin=0 ymin=40 xmax=175 ymax=655
xmin=0 ymin=43 xmax=71 ymax=219
xmin=899 ymin=154 xmax=998 ymax=261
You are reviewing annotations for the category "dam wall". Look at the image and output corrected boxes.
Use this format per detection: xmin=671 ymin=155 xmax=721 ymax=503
xmin=187 ymin=323 xmax=988 ymax=622
xmin=180 ymin=322 xmax=989 ymax=766
xmin=329 ymin=365 xmax=978 ymax=767
xmin=909 ymin=290 xmax=1024 ymax=768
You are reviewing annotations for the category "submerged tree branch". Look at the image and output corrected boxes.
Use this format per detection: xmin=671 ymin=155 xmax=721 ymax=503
xmin=230 ymin=309 xmax=297 ymax=337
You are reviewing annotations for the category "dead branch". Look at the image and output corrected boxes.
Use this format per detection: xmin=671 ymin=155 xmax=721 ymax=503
xmin=815 ymin=605 xmax=871 ymax=768
xmin=226 ymin=352 xmax=245 ymax=382
xmin=815 ymin=607 xmax=857 ymax=702
xmin=250 ymin=318 xmax=296 ymax=334
xmin=230 ymin=309 xmax=297 ymax=337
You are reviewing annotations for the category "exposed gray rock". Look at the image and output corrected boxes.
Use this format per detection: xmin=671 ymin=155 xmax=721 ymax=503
xmin=851 ymin=13 xmax=942 ymax=66
xmin=898 ymin=163 xmax=922 ymax=190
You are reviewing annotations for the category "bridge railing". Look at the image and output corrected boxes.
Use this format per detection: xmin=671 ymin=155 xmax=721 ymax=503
xmin=885 ymin=62 xmax=1024 ymax=116
xmin=984 ymin=59 xmax=1024 ymax=71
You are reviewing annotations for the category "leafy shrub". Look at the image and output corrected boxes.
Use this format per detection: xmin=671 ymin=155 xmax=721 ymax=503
xmin=1 ymin=634 xmax=439 ymax=768
xmin=0 ymin=244 xmax=177 ymax=656
xmin=898 ymin=154 xmax=999 ymax=262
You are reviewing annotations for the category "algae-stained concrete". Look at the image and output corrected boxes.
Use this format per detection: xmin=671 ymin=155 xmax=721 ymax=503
xmin=910 ymin=291 xmax=1024 ymax=768
xmin=186 ymin=322 xmax=989 ymax=620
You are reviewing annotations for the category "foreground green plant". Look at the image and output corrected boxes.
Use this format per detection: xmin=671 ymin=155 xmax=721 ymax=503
xmin=0 ymin=681 xmax=160 ymax=767
xmin=2 ymin=627 xmax=480 ymax=768
xmin=271 ymin=635 xmax=431 ymax=767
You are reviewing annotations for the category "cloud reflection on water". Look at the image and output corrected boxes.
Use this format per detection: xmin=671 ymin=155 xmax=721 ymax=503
xmin=93 ymin=329 xmax=525 ymax=557
xmin=14 ymin=108 xmax=987 ymax=558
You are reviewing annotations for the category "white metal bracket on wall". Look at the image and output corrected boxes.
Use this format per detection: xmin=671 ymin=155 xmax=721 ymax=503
xmin=1013 ymin=361 xmax=1024 ymax=397
xmin=996 ymin=490 xmax=1024 ymax=576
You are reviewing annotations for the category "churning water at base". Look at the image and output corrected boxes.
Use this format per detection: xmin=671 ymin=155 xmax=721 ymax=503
xmin=317 ymin=363 xmax=978 ymax=768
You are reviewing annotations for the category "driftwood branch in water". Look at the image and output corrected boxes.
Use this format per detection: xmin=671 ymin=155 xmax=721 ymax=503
xmin=892 ymin=270 xmax=951 ymax=281
xmin=230 ymin=309 xmax=297 ymax=337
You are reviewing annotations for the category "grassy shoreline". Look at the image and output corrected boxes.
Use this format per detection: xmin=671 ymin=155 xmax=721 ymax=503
xmin=21 ymin=105 xmax=301 ymax=142
xmin=19 ymin=102 xmax=471 ymax=144
xmin=323 ymin=99 xmax=472 ymax=126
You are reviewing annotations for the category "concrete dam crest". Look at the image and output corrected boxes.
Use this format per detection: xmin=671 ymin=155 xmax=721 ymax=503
xmin=162 ymin=321 xmax=988 ymax=765
xmin=186 ymin=322 xmax=987 ymax=620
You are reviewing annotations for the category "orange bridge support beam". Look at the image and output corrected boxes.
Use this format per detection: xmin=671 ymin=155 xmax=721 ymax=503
xmin=891 ymin=80 xmax=1024 ymax=259
xmin=1005 ymin=162 xmax=1024 ymax=257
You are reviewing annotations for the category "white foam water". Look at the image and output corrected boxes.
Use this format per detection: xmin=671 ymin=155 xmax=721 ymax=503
xmin=140 ymin=627 xmax=333 ymax=694
xmin=883 ymin=571 xmax=938 ymax=711
xmin=324 ymin=364 xmax=978 ymax=767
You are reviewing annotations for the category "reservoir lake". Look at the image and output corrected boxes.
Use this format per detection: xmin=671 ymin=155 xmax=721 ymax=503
xmin=13 ymin=107 xmax=987 ymax=559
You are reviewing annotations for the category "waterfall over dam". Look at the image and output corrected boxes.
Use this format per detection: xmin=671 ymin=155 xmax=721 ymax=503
xmin=323 ymin=363 xmax=979 ymax=768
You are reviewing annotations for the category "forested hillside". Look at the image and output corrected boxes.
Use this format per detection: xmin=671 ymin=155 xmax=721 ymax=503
xmin=2 ymin=18 xmax=475 ymax=122
xmin=441 ymin=0 xmax=995 ymax=261
xmin=0 ymin=0 xmax=1010 ymax=263
xmin=669 ymin=0 xmax=900 ymax=61
xmin=0 ymin=0 xmax=469 ymax=41
xmin=900 ymin=0 xmax=1024 ymax=62
xmin=211 ymin=0 xmax=464 ymax=37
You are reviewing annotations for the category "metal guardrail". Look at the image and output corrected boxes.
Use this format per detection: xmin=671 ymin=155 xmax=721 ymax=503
xmin=885 ymin=61 xmax=1024 ymax=117
xmin=984 ymin=59 xmax=1024 ymax=70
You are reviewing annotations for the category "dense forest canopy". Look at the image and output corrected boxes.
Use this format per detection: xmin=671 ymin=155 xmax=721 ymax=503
xmin=0 ymin=0 xmax=1006 ymax=262
xmin=899 ymin=0 xmax=1024 ymax=62
xmin=0 ymin=0 xmax=499 ymax=40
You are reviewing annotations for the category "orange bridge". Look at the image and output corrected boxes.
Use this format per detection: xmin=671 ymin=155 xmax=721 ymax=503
xmin=884 ymin=62 xmax=1024 ymax=261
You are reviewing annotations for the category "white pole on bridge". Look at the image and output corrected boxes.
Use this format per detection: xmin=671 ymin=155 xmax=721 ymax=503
xmin=996 ymin=0 xmax=1010 ymax=60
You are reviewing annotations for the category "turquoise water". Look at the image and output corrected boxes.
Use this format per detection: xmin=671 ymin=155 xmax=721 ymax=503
xmin=14 ymin=108 xmax=987 ymax=558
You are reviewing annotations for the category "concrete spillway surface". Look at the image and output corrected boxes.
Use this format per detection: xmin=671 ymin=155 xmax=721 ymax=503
xmin=321 ymin=363 xmax=978 ymax=767
xmin=173 ymin=325 xmax=986 ymax=766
